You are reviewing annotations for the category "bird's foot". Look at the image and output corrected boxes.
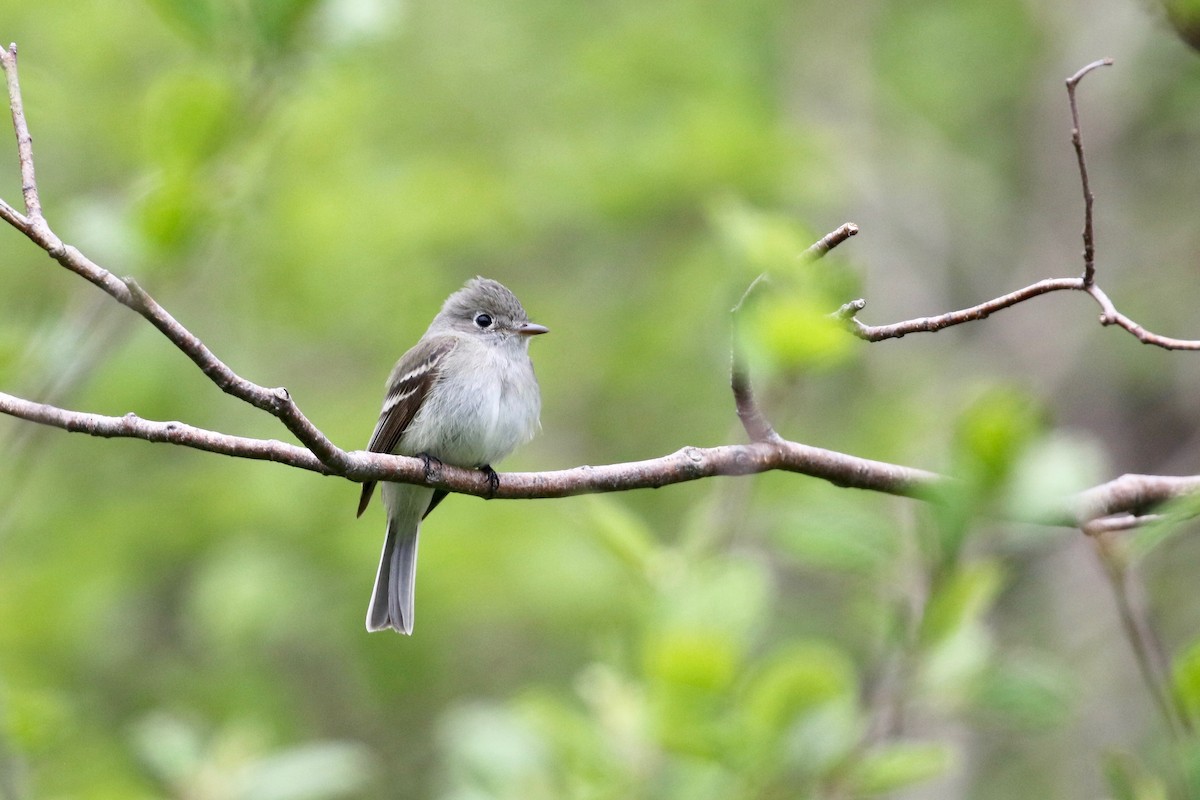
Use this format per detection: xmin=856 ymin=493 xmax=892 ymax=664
xmin=480 ymin=464 xmax=500 ymax=497
xmin=418 ymin=452 xmax=444 ymax=480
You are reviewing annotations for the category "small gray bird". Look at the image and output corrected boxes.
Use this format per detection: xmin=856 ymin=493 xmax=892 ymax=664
xmin=357 ymin=277 xmax=547 ymax=634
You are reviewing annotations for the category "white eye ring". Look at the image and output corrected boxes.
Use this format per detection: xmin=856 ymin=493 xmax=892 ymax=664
xmin=474 ymin=312 xmax=493 ymax=329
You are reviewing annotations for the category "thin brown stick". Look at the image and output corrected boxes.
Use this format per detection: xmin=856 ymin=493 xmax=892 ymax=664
xmin=1085 ymin=284 xmax=1200 ymax=350
xmin=1093 ymin=535 xmax=1193 ymax=742
xmin=842 ymin=277 xmax=1200 ymax=349
xmin=731 ymin=222 xmax=859 ymax=443
xmin=1080 ymin=513 xmax=1166 ymax=537
xmin=1066 ymin=57 xmax=1113 ymax=286
xmin=844 ymin=278 xmax=1082 ymax=340
xmin=1 ymin=43 xmax=41 ymax=224
xmin=802 ymin=222 xmax=859 ymax=260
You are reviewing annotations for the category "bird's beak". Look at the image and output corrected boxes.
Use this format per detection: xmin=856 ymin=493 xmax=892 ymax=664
xmin=517 ymin=322 xmax=549 ymax=336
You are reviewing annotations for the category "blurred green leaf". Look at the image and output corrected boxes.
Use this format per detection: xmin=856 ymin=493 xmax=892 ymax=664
xmin=919 ymin=560 xmax=1004 ymax=649
xmin=738 ymin=291 xmax=857 ymax=372
xmin=234 ymin=741 xmax=375 ymax=800
xmin=845 ymin=742 xmax=953 ymax=796
xmin=134 ymin=172 xmax=211 ymax=257
xmin=1129 ymin=493 xmax=1200 ymax=562
xmin=649 ymin=556 xmax=772 ymax=654
xmin=771 ymin=503 xmax=899 ymax=575
xmin=1161 ymin=0 xmax=1200 ymax=52
xmin=144 ymin=0 xmax=220 ymax=45
xmin=710 ymin=198 xmax=817 ymax=281
xmin=1103 ymin=751 xmax=1169 ymax=800
xmin=929 ymin=387 xmax=1043 ymax=564
xmin=743 ymin=640 xmax=857 ymax=738
xmin=129 ymin=712 xmax=204 ymax=786
xmin=952 ymin=386 xmax=1042 ymax=491
xmin=777 ymin=696 xmax=863 ymax=781
xmin=249 ymin=0 xmax=323 ymax=54
xmin=968 ymin=657 xmax=1074 ymax=730
xmin=1004 ymin=433 xmax=1108 ymax=523
xmin=142 ymin=68 xmax=239 ymax=171
xmin=645 ymin=631 xmax=739 ymax=692
xmin=716 ymin=198 xmax=861 ymax=374
xmin=1172 ymin=639 xmax=1200 ymax=723
xmin=582 ymin=495 xmax=661 ymax=578
xmin=438 ymin=703 xmax=550 ymax=795
xmin=4 ymin=684 xmax=75 ymax=754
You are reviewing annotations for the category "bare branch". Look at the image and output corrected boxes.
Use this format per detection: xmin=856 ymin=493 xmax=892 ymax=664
xmin=0 ymin=389 xmax=940 ymax=501
xmin=801 ymin=222 xmax=859 ymax=261
xmin=731 ymin=222 xmax=859 ymax=443
xmin=1080 ymin=513 xmax=1166 ymax=537
xmin=1 ymin=43 xmax=42 ymax=224
xmin=844 ymin=278 xmax=1082 ymax=341
xmin=1066 ymin=57 xmax=1113 ymax=286
xmin=1084 ymin=284 xmax=1200 ymax=350
xmin=0 ymin=390 xmax=330 ymax=472
xmin=1072 ymin=473 xmax=1200 ymax=523
xmin=1092 ymin=532 xmax=1194 ymax=741
xmin=0 ymin=46 xmax=353 ymax=473
xmin=8 ymin=386 xmax=1200 ymax=534
xmin=837 ymin=59 xmax=1200 ymax=351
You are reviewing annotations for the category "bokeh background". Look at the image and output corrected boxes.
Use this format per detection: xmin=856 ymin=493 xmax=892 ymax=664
xmin=2 ymin=0 xmax=1200 ymax=797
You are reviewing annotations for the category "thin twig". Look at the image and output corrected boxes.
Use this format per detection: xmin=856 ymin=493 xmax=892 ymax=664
xmin=730 ymin=222 xmax=859 ymax=443
xmin=844 ymin=278 xmax=1082 ymax=340
xmin=842 ymin=276 xmax=1200 ymax=349
xmin=801 ymin=222 xmax=859 ymax=261
xmin=1084 ymin=284 xmax=1200 ymax=350
xmin=1093 ymin=535 xmax=1193 ymax=743
xmin=1066 ymin=57 xmax=1113 ymax=286
xmin=837 ymin=58 xmax=1200 ymax=351
xmin=1080 ymin=513 xmax=1166 ymax=536
xmin=1 ymin=43 xmax=42 ymax=225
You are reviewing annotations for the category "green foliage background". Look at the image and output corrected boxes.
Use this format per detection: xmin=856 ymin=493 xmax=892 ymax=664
xmin=2 ymin=0 xmax=1200 ymax=798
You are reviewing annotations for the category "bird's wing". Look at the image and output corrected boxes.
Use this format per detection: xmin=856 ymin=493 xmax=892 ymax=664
xmin=357 ymin=335 xmax=459 ymax=517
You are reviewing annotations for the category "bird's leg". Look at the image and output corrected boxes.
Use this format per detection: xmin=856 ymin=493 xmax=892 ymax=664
xmin=479 ymin=464 xmax=500 ymax=497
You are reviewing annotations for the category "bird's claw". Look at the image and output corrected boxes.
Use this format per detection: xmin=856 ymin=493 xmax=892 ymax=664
xmin=418 ymin=453 xmax=443 ymax=480
xmin=480 ymin=464 xmax=500 ymax=497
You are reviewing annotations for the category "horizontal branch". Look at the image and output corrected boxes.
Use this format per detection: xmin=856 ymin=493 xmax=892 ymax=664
xmin=6 ymin=390 xmax=1198 ymax=535
xmin=841 ymin=277 xmax=1082 ymax=340
xmin=0 ymin=389 xmax=939 ymax=500
xmin=839 ymin=278 xmax=1200 ymax=350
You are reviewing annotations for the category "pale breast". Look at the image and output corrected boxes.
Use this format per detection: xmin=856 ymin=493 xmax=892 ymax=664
xmin=398 ymin=341 xmax=540 ymax=468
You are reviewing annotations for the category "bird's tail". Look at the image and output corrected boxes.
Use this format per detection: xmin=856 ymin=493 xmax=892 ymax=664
xmin=366 ymin=513 xmax=420 ymax=634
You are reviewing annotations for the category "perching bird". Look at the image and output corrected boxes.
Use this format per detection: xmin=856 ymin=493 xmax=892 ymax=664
xmin=357 ymin=277 xmax=547 ymax=634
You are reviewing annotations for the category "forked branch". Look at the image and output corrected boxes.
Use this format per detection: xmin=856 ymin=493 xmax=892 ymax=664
xmin=837 ymin=57 xmax=1200 ymax=351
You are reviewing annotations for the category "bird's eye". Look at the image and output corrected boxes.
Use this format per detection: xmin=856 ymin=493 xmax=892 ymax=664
xmin=474 ymin=313 xmax=493 ymax=329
